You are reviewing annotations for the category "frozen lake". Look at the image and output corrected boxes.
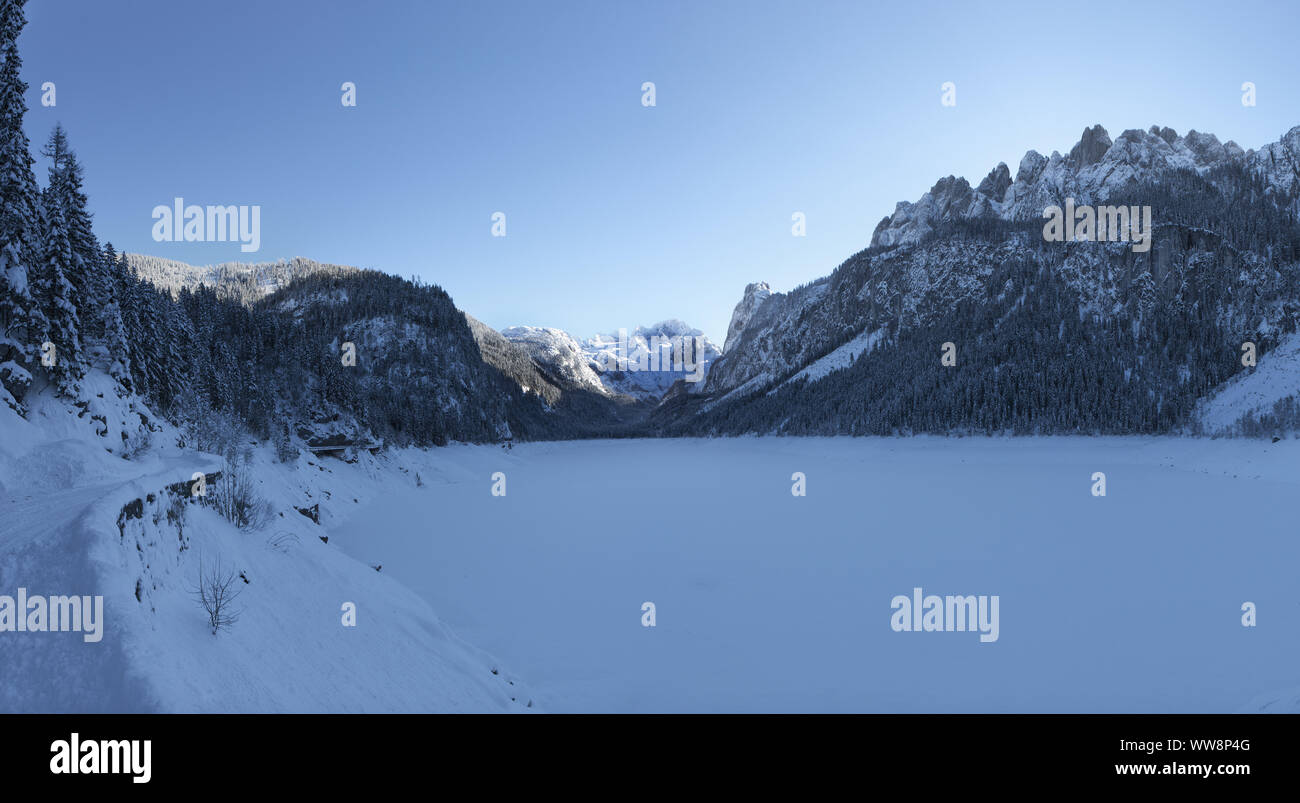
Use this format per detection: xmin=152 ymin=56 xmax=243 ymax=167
xmin=332 ymin=437 xmax=1300 ymax=712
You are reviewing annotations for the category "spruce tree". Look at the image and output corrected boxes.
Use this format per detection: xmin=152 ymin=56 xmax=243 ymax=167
xmin=0 ymin=0 xmax=38 ymax=411
xmin=100 ymin=242 xmax=132 ymax=392
xmin=41 ymin=125 xmax=136 ymax=398
xmin=32 ymin=188 xmax=82 ymax=396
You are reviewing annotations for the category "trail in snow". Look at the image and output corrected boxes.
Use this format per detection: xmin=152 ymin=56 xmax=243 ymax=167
xmin=0 ymin=454 xmax=210 ymax=712
xmin=1 ymin=391 xmax=530 ymax=713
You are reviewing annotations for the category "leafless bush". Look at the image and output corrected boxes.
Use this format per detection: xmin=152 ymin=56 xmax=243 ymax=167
xmin=191 ymin=554 xmax=244 ymax=635
xmin=211 ymin=451 xmax=271 ymax=531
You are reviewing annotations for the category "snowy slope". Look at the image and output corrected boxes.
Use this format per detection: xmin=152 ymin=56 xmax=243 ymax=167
xmin=774 ymin=326 xmax=887 ymax=392
xmin=500 ymin=326 xmax=610 ymax=396
xmin=0 ymin=374 xmax=531 ymax=712
xmin=1194 ymin=332 xmax=1300 ymax=435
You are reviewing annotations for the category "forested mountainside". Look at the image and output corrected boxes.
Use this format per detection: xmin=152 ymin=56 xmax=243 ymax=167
xmin=123 ymin=253 xmax=358 ymax=305
xmin=655 ymin=125 xmax=1300 ymax=437
xmin=0 ymin=59 xmax=624 ymax=452
xmin=3 ymin=0 xmax=1296 ymax=458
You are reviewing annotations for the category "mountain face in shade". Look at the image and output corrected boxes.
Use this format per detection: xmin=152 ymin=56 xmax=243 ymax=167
xmin=657 ymin=125 xmax=1300 ymax=437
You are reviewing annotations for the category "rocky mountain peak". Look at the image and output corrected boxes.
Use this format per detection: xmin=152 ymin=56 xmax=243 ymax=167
xmin=869 ymin=124 xmax=1300 ymax=248
xmin=1068 ymin=124 xmax=1112 ymax=167
xmin=976 ymin=162 xmax=1012 ymax=200
xmin=724 ymin=282 xmax=772 ymax=354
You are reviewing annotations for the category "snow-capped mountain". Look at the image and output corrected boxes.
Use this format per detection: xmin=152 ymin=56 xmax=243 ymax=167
xmin=661 ymin=124 xmax=1300 ymax=437
xmin=501 ymin=321 xmax=721 ymax=402
xmin=586 ymin=321 xmax=722 ymax=401
xmin=462 ymin=314 xmax=567 ymax=406
xmin=500 ymin=325 xmax=610 ymax=396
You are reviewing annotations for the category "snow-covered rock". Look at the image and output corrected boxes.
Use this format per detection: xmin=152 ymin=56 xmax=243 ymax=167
xmin=872 ymin=124 xmax=1300 ymax=248
xmin=723 ymin=282 xmax=771 ymax=354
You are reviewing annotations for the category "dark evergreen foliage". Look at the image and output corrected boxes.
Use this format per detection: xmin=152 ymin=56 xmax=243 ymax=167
xmin=657 ymin=167 xmax=1300 ymax=438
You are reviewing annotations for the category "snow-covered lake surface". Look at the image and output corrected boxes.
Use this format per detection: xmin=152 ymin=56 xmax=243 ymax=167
xmin=331 ymin=436 xmax=1300 ymax=713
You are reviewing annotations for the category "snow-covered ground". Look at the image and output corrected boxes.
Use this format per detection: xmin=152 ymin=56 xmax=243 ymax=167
xmin=332 ymin=436 xmax=1300 ymax=713
xmin=0 ymin=382 xmax=530 ymax=713
xmin=6 ymin=376 xmax=1298 ymax=712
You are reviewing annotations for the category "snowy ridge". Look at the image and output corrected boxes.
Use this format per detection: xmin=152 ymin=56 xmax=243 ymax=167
xmin=124 ymin=254 xmax=358 ymax=304
xmin=871 ymin=124 xmax=1300 ymax=248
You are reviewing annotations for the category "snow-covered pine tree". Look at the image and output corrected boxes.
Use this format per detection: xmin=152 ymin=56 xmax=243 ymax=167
xmin=44 ymin=128 xmax=128 ymax=362
xmin=154 ymin=293 xmax=190 ymax=411
xmin=0 ymin=0 xmax=39 ymax=411
xmin=117 ymin=254 xmax=149 ymax=396
xmin=138 ymin=282 xmax=171 ymax=406
xmin=39 ymin=126 xmax=87 ymax=317
xmin=32 ymin=186 xmax=82 ymax=397
xmin=126 ymin=274 xmax=160 ymax=400
xmin=39 ymin=126 xmax=142 ymax=400
xmin=100 ymin=242 xmax=133 ymax=393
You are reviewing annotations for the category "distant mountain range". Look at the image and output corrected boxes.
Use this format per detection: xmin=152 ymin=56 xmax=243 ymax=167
xmin=121 ymin=253 xmax=720 ymax=435
xmin=501 ymin=322 xmax=721 ymax=402
xmin=116 ymin=123 xmax=1300 ymax=440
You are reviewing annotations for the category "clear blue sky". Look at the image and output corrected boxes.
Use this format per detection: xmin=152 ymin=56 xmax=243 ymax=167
xmin=19 ymin=0 xmax=1300 ymax=343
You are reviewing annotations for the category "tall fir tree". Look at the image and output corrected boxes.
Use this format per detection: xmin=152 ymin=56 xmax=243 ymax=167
xmin=32 ymin=187 xmax=82 ymax=396
xmin=100 ymin=242 xmax=132 ymax=392
xmin=40 ymin=125 xmax=139 ymax=398
xmin=0 ymin=0 xmax=38 ymax=411
xmin=39 ymin=126 xmax=85 ymax=311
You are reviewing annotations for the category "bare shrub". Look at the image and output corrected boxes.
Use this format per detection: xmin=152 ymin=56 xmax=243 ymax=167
xmin=211 ymin=450 xmax=271 ymax=531
xmin=191 ymin=554 xmax=244 ymax=635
